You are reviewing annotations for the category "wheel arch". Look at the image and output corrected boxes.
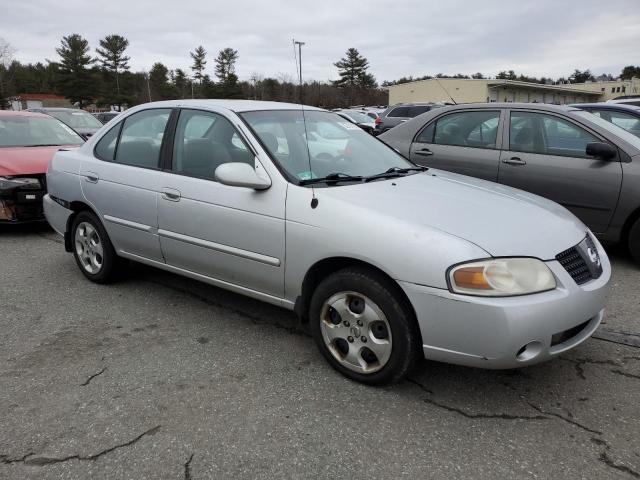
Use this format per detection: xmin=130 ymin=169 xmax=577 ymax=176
xmin=64 ymin=201 xmax=98 ymax=252
xmin=621 ymin=205 xmax=640 ymax=249
xmin=295 ymin=256 xmax=419 ymax=330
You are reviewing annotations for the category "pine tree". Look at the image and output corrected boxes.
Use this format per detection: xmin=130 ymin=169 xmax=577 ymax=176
xmin=190 ymin=46 xmax=207 ymax=84
xmin=173 ymin=68 xmax=189 ymax=98
xmin=95 ymin=34 xmax=130 ymax=96
xmin=214 ymin=48 xmax=238 ymax=82
xmin=333 ymin=48 xmax=376 ymax=89
xmin=55 ymin=34 xmax=95 ymax=107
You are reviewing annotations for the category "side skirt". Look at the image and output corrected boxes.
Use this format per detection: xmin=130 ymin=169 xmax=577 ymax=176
xmin=118 ymin=250 xmax=295 ymax=311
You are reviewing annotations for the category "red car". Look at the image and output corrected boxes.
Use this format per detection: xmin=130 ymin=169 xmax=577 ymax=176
xmin=0 ymin=110 xmax=84 ymax=223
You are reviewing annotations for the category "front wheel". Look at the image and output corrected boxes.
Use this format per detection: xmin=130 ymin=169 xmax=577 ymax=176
xmin=309 ymin=267 xmax=421 ymax=385
xmin=71 ymin=210 xmax=122 ymax=283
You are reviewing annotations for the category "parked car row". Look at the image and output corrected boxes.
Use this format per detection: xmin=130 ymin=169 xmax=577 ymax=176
xmin=38 ymin=99 xmax=612 ymax=385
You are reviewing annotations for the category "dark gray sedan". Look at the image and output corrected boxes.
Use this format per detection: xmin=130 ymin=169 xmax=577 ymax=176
xmin=380 ymin=103 xmax=640 ymax=262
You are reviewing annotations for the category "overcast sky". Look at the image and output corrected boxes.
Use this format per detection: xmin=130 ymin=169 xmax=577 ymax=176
xmin=2 ymin=0 xmax=639 ymax=83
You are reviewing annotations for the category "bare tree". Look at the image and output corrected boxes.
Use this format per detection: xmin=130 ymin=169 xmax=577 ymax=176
xmin=0 ymin=38 xmax=16 ymax=108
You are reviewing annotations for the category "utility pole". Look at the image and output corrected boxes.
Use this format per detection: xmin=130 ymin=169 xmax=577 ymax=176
xmin=293 ymin=39 xmax=305 ymax=104
xmin=145 ymin=72 xmax=152 ymax=102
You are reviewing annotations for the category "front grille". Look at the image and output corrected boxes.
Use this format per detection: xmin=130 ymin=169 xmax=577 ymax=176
xmin=556 ymin=246 xmax=592 ymax=285
xmin=556 ymin=235 xmax=603 ymax=285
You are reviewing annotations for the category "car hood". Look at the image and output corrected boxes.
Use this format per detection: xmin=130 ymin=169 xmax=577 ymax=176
xmin=317 ymin=169 xmax=587 ymax=260
xmin=0 ymin=145 xmax=77 ymax=176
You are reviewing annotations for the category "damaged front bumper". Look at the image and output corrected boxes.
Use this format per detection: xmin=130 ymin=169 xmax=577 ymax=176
xmin=0 ymin=175 xmax=46 ymax=223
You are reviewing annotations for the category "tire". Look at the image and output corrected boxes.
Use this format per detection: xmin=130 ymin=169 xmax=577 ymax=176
xmin=628 ymin=217 xmax=640 ymax=264
xmin=309 ymin=267 xmax=421 ymax=385
xmin=70 ymin=210 xmax=122 ymax=283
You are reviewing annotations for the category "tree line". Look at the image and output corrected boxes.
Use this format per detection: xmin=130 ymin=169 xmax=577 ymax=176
xmin=382 ymin=67 xmax=640 ymax=87
xmin=0 ymin=36 xmax=386 ymax=110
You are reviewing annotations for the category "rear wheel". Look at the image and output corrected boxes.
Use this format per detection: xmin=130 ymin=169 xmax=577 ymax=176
xmin=309 ymin=267 xmax=421 ymax=385
xmin=71 ymin=211 xmax=122 ymax=283
xmin=628 ymin=217 xmax=640 ymax=264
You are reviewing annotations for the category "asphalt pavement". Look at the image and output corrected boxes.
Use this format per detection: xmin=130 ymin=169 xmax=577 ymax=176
xmin=1 ymin=224 xmax=639 ymax=479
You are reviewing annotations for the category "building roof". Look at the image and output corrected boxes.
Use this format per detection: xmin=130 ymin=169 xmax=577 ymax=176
xmin=15 ymin=93 xmax=67 ymax=100
xmin=387 ymin=77 xmax=601 ymax=96
xmin=486 ymin=80 xmax=601 ymax=96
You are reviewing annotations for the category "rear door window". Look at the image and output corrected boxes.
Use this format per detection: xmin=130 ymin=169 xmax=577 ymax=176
xmin=432 ymin=111 xmax=500 ymax=148
xmin=115 ymin=109 xmax=171 ymax=168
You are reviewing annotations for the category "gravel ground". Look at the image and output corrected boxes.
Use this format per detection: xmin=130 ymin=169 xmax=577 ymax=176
xmin=1 ymin=224 xmax=639 ymax=479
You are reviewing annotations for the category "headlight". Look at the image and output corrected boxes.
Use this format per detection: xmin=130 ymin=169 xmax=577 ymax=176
xmin=448 ymin=258 xmax=556 ymax=296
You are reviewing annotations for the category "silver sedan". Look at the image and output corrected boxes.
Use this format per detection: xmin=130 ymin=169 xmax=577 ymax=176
xmin=44 ymin=100 xmax=610 ymax=385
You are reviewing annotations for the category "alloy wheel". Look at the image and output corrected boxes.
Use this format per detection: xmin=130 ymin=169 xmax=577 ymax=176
xmin=74 ymin=221 xmax=104 ymax=274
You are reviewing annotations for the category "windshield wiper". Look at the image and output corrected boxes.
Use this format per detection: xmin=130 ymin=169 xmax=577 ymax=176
xmin=299 ymin=172 xmax=364 ymax=186
xmin=24 ymin=144 xmax=62 ymax=147
xmin=363 ymin=166 xmax=428 ymax=182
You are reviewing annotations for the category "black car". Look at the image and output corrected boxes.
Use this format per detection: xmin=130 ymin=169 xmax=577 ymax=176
xmin=571 ymin=103 xmax=640 ymax=138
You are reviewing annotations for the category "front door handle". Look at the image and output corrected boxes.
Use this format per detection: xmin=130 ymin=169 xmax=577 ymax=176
xmin=161 ymin=188 xmax=181 ymax=202
xmin=84 ymin=172 xmax=99 ymax=183
xmin=502 ymin=157 xmax=527 ymax=166
xmin=415 ymin=148 xmax=434 ymax=156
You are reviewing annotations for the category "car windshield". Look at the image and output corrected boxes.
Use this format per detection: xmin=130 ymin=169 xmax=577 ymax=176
xmin=0 ymin=116 xmax=84 ymax=147
xmin=241 ymin=110 xmax=414 ymax=183
xmin=50 ymin=110 xmax=103 ymax=129
xmin=575 ymin=110 xmax=640 ymax=149
xmin=342 ymin=111 xmax=373 ymax=123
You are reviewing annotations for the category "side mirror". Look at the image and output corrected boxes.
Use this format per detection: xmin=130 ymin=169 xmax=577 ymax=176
xmin=215 ymin=162 xmax=271 ymax=190
xmin=586 ymin=142 xmax=617 ymax=161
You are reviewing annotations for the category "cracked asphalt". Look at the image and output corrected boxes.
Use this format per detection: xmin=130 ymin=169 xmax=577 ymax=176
xmin=1 ymin=224 xmax=639 ymax=479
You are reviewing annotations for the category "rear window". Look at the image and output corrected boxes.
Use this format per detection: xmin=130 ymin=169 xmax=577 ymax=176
xmin=387 ymin=107 xmax=410 ymax=117
xmin=407 ymin=106 xmax=432 ymax=117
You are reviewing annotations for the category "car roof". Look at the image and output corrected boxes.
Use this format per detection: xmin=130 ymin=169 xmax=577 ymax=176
xmin=428 ymin=102 xmax=580 ymax=113
xmin=571 ymin=103 xmax=640 ymax=112
xmin=0 ymin=110 xmax=50 ymax=118
xmin=125 ymin=99 xmax=325 ymax=114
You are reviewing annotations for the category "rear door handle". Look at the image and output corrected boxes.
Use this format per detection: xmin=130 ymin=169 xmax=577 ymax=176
xmin=161 ymin=188 xmax=181 ymax=202
xmin=415 ymin=148 xmax=433 ymax=156
xmin=84 ymin=172 xmax=99 ymax=183
xmin=502 ymin=157 xmax=527 ymax=166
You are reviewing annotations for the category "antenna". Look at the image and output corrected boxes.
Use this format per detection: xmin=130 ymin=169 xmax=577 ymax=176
xmin=293 ymin=38 xmax=317 ymax=207
xmin=434 ymin=77 xmax=457 ymax=105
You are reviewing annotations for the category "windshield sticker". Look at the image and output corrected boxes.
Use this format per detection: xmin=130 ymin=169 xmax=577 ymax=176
xmin=297 ymin=171 xmax=317 ymax=180
xmin=338 ymin=122 xmax=360 ymax=130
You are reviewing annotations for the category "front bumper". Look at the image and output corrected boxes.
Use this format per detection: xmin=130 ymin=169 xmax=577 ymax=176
xmin=400 ymin=240 xmax=611 ymax=369
xmin=0 ymin=176 xmax=46 ymax=223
